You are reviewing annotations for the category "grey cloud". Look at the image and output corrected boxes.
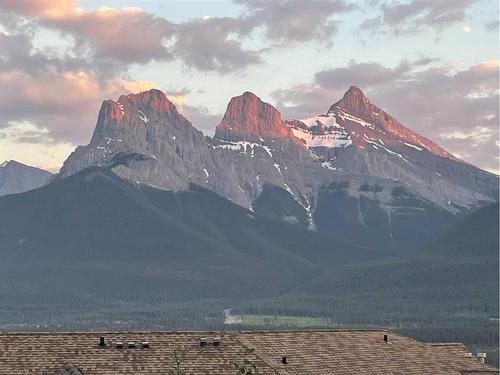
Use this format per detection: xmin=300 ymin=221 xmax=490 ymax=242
xmin=315 ymin=59 xmax=411 ymax=89
xmin=164 ymin=87 xmax=191 ymax=97
xmin=172 ymin=0 xmax=353 ymax=73
xmin=359 ymin=16 xmax=382 ymax=32
xmin=485 ymin=20 xmax=499 ymax=31
xmin=178 ymin=104 xmax=222 ymax=136
xmin=362 ymin=0 xmax=478 ymax=34
xmin=271 ymin=84 xmax=343 ymax=119
xmin=173 ymin=17 xmax=260 ymax=73
xmin=0 ymin=1 xmax=354 ymax=74
xmin=43 ymin=10 xmax=176 ymax=66
xmin=0 ymin=31 xmax=91 ymax=76
xmin=412 ymin=57 xmax=441 ymax=66
xmin=236 ymin=0 xmax=349 ymax=43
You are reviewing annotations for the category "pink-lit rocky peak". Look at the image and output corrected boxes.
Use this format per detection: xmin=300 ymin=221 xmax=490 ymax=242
xmin=333 ymin=86 xmax=457 ymax=159
xmin=215 ymin=91 xmax=303 ymax=146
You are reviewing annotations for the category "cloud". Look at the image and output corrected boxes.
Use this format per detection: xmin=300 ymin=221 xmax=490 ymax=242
xmin=0 ymin=53 xmax=161 ymax=144
xmin=439 ymin=126 xmax=493 ymax=147
xmin=361 ymin=0 xmax=479 ymax=34
xmin=272 ymin=60 xmax=499 ymax=172
xmin=271 ymin=82 xmax=343 ymax=119
xmin=39 ymin=7 xmax=175 ymax=68
xmin=315 ymin=59 xmax=411 ymax=89
xmin=0 ymin=120 xmax=75 ymax=172
xmin=179 ymin=104 xmax=223 ymax=136
xmin=485 ymin=19 xmax=499 ymax=31
xmin=164 ymin=87 xmax=190 ymax=107
xmin=173 ymin=17 xmax=260 ymax=73
xmin=412 ymin=57 xmax=441 ymax=66
xmin=236 ymin=0 xmax=350 ymax=43
xmin=124 ymin=80 xmax=158 ymax=93
xmin=0 ymin=0 xmax=354 ymax=74
xmin=0 ymin=0 xmax=76 ymax=17
xmin=0 ymin=31 xmax=90 ymax=75
xmin=172 ymin=0 xmax=353 ymax=73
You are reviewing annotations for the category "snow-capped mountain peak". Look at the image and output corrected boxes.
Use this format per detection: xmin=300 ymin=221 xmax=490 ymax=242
xmin=286 ymin=86 xmax=458 ymax=162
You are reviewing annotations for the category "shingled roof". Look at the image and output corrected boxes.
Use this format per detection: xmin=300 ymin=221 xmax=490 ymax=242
xmin=0 ymin=330 xmax=496 ymax=374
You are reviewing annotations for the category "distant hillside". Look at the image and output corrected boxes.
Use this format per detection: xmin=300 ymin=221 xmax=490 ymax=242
xmin=423 ymin=202 xmax=499 ymax=258
xmin=0 ymin=166 xmax=367 ymax=329
xmin=0 ymin=160 xmax=52 ymax=196
xmin=235 ymin=205 xmax=499 ymax=357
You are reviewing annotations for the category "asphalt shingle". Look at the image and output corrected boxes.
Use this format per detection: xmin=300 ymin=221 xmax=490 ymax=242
xmin=0 ymin=330 xmax=496 ymax=374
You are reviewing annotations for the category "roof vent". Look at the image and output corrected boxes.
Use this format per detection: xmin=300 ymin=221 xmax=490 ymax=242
xmin=99 ymin=337 xmax=105 ymax=347
xmin=141 ymin=341 xmax=150 ymax=348
xmin=383 ymin=334 xmax=388 ymax=342
xmin=115 ymin=341 xmax=124 ymax=349
xmin=476 ymin=352 xmax=487 ymax=364
xmin=199 ymin=337 xmax=208 ymax=347
xmin=464 ymin=352 xmax=473 ymax=357
xmin=213 ymin=337 xmax=221 ymax=346
xmin=281 ymin=356 xmax=287 ymax=365
xmin=127 ymin=341 xmax=136 ymax=349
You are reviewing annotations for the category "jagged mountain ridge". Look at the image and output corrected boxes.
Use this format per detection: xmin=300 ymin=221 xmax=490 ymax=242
xmin=59 ymin=86 xmax=498 ymax=250
xmin=0 ymin=160 xmax=53 ymax=196
xmin=285 ymin=86 xmax=497 ymax=212
xmin=60 ymin=89 xmax=315 ymax=210
xmin=287 ymin=86 xmax=455 ymax=159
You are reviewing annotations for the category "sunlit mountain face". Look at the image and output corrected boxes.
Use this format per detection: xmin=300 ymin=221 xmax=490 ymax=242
xmin=0 ymin=0 xmax=498 ymax=369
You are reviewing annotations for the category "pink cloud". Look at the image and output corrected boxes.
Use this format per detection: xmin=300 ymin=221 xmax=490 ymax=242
xmin=42 ymin=7 xmax=175 ymax=64
xmin=0 ymin=0 xmax=76 ymax=17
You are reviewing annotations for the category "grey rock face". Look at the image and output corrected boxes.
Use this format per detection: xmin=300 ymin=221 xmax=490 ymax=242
xmin=60 ymin=89 xmax=318 ymax=209
xmin=59 ymin=88 xmax=498 ymax=248
xmin=0 ymin=160 xmax=53 ymax=196
xmin=286 ymin=87 xmax=498 ymax=214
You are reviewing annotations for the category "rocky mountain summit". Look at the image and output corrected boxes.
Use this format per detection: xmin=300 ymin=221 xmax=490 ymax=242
xmin=0 ymin=160 xmax=53 ymax=196
xmin=60 ymin=89 xmax=314 ymax=210
xmin=215 ymin=91 xmax=303 ymax=147
xmin=58 ymin=87 xmax=498 ymax=249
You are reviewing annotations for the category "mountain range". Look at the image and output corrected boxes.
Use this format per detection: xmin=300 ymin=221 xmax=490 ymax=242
xmin=51 ymin=86 xmax=497 ymax=250
xmin=0 ymin=86 xmax=497 ymax=339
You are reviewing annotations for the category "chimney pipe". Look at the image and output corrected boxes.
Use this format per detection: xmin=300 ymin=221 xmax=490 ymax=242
xmin=99 ymin=337 xmax=105 ymax=347
xmin=476 ymin=353 xmax=487 ymax=364
xmin=383 ymin=334 xmax=388 ymax=342
xmin=281 ymin=356 xmax=287 ymax=365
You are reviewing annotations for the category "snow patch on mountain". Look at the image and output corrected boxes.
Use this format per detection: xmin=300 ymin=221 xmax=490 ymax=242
xmin=364 ymin=139 xmax=410 ymax=163
xmin=138 ymin=110 xmax=150 ymax=124
xmin=403 ymin=142 xmax=423 ymax=151
xmin=336 ymin=110 xmax=375 ymax=130
xmin=213 ymin=141 xmax=273 ymax=158
xmin=287 ymin=114 xmax=352 ymax=149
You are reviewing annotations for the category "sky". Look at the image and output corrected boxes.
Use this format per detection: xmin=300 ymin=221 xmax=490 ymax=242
xmin=0 ymin=0 xmax=498 ymax=173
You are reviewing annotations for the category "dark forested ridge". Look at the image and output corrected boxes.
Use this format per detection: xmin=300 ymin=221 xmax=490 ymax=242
xmin=234 ymin=202 xmax=500 ymax=365
xmin=0 ymin=169 xmax=497 ymax=365
xmin=0 ymin=167 xmax=368 ymax=329
xmin=423 ymin=202 xmax=499 ymax=258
